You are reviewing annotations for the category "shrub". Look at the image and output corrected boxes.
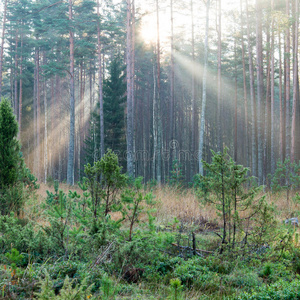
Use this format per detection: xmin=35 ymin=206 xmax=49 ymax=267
xmin=238 ymin=279 xmax=300 ymax=300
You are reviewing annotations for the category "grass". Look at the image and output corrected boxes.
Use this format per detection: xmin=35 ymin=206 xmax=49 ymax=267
xmin=30 ymin=182 xmax=300 ymax=232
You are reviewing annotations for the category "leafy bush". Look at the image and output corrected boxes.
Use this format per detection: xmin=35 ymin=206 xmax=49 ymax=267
xmin=238 ymin=279 xmax=300 ymax=300
xmin=0 ymin=215 xmax=50 ymax=259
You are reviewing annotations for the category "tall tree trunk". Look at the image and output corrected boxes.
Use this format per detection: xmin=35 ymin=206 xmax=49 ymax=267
xmin=291 ymin=0 xmax=298 ymax=162
xmin=234 ymin=38 xmax=238 ymax=162
xmin=217 ymin=0 xmax=222 ymax=152
xmin=264 ymin=23 xmax=271 ymax=183
xmin=36 ymin=47 xmax=41 ymax=179
xmin=33 ymin=49 xmax=37 ymax=177
xmin=0 ymin=0 xmax=7 ymax=99
xmin=270 ymin=0 xmax=276 ymax=174
xmin=240 ymin=0 xmax=248 ymax=167
xmin=152 ymin=63 xmax=157 ymax=180
xmin=43 ymin=55 xmax=48 ymax=183
xmin=50 ymin=76 xmax=54 ymax=177
xmin=126 ymin=0 xmax=134 ymax=177
xmin=18 ymin=26 xmax=23 ymax=140
xmin=170 ymin=0 xmax=175 ymax=172
xmin=14 ymin=28 xmax=19 ymax=116
xmin=246 ymin=0 xmax=257 ymax=177
xmin=97 ymin=0 xmax=104 ymax=159
xmin=156 ymin=0 xmax=162 ymax=185
xmin=255 ymin=0 xmax=264 ymax=185
xmin=199 ymin=0 xmax=210 ymax=175
xmin=279 ymin=29 xmax=284 ymax=162
xmin=67 ymin=0 xmax=75 ymax=185
xmin=285 ymin=0 xmax=291 ymax=159
xmin=191 ymin=0 xmax=196 ymax=177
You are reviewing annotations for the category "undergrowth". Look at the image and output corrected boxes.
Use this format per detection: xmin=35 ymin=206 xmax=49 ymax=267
xmin=1 ymin=150 xmax=300 ymax=299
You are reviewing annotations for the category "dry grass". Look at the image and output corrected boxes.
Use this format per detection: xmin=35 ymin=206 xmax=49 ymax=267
xmin=152 ymin=186 xmax=217 ymax=226
xmin=24 ymin=182 xmax=300 ymax=231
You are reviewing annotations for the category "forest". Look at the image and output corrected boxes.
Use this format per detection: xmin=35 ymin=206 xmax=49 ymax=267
xmin=0 ymin=0 xmax=299 ymax=185
xmin=1 ymin=0 xmax=300 ymax=299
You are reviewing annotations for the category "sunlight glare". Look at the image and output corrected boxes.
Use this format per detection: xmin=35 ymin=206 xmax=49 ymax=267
xmin=139 ymin=10 xmax=170 ymax=45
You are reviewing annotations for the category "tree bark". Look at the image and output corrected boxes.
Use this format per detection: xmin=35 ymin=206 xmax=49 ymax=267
xmin=291 ymin=0 xmax=298 ymax=163
xmin=43 ymin=54 xmax=48 ymax=183
xmin=285 ymin=0 xmax=291 ymax=159
xmin=246 ymin=0 xmax=257 ymax=177
xmin=255 ymin=0 xmax=264 ymax=185
xmin=279 ymin=29 xmax=284 ymax=162
xmin=14 ymin=28 xmax=19 ymax=117
xmin=36 ymin=47 xmax=41 ymax=179
xmin=199 ymin=0 xmax=210 ymax=175
xmin=191 ymin=0 xmax=196 ymax=178
xmin=270 ymin=0 xmax=276 ymax=174
xmin=240 ymin=0 xmax=248 ymax=167
xmin=217 ymin=0 xmax=222 ymax=152
xmin=18 ymin=26 xmax=23 ymax=141
xmin=170 ymin=0 xmax=175 ymax=172
xmin=97 ymin=0 xmax=104 ymax=159
xmin=234 ymin=38 xmax=238 ymax=162
xmin=67 ymin=0 xmax=75 ymax=185
xmin=0 ymin=0 xmax=7 ymax=99
xmin=126 ymin=0 xmax=134 ymax=177
xmin=156 ymin=0 xmax=162 ymax=185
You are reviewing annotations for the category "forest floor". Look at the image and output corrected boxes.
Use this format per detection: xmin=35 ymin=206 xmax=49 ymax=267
xmin=2 ymin=182 xmax=300 ymax=299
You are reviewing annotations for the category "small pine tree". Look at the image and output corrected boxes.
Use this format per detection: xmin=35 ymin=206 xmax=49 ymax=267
xmin=84 ymin=149 xmax=127 ymax=218
xmin=197 ymin=148 xmax=260 ymax=252
xmin=168 ymin=159 xmax=184 ymax=188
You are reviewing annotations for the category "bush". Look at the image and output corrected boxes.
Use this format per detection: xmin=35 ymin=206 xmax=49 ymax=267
xmin=238 ymin=279 xmax=300 ymax=300
xmin=0 ymin=215 xmax=51 ymax=260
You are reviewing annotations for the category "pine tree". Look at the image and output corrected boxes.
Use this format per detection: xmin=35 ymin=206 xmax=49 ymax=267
xmin=0 ymin=98 xmax=29 ymax=215
xmin=103 ymin=55 xmax=126 ymax=154
xmin=0 ymin=98 xmax=21 ymax=189
xmin=197 ymin=148 xmax=260 ymax=252
xmin=84 ymin=56 xmax=126 ymax=167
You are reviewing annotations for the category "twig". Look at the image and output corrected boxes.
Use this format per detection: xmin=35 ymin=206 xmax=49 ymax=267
xmin=89 ymin=242 xmax=115 ymax=270
xmin=171 ymin=243 xmax=213 ymax=254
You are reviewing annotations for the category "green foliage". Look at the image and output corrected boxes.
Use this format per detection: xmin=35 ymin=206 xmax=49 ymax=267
xmin=0 ymin=214 xmax=51 ymax=259
xmin=34 ymin=271 xmax=56 ymax=299
xmin=169 ymin=278 xmax=183 ymax=300
xmin=121 ymin=177 xmax=155 ymax=241
xmin=196 ymin=148 xmax=261 ymax=251
xmin=270 ymin=159 xmax=300 ymax=204
xmin=84 ymin=56 xmax=126 ymax=168
xmin=238 ymin=279 xmax=300 ymax=300
xmin=84 ymin=149 xmax=127 ymax=219
xmin=5 ymin=248 xmax=24 ymax=269
xmin=43 ymin=187 xmax=92 ymax=257
xmin=0 ymin=98 xmax=21 ymax=189
xmin=168 ymin=159 xmax=184 ymax=189
xmin=0 ymin=99 xmax=38 ymax=215
xmin=103 ymin=55 xmax=126 ymax=154
xmin=249 ymin=197 xmax=278 ymax=247
xmin=35 ymin=272 xmax=93 ymax=300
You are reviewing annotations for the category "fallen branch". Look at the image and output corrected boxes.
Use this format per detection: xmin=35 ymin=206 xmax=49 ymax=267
xmin=89 ymin=242 xmax=115 ymax=271
xmin=171 ymin=243 xmax=213 ymax=254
